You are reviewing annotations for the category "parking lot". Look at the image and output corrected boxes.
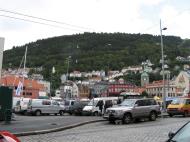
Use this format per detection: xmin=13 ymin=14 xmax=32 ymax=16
xmin=19 ymin=116 xmax=190 ymax=142
xmin=0 ymin=114 xmax=103 ymax=134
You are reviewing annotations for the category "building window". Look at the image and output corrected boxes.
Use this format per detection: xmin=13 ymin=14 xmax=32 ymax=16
xmin=23 ymin=92 xmax=25 ymax=96
xmin=26 ymin=92 xmax=32 ymax=96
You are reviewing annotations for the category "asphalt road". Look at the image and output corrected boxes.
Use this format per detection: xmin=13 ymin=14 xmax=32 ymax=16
xmin=0 ymin=114 xmax=103 ymax=134
xmin=19 ymin=116 xmax=190 ymax=142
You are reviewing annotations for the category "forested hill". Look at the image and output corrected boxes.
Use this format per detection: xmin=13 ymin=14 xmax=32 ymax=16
xmin=2 ymin=32 xmax=190 ymax=80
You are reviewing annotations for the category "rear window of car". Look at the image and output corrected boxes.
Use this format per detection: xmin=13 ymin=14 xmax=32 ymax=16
xmin=149 ymin=99 xmax=157 ymax=105
xmin=136 ymin=100 xmax=145 ymax=106
xmin=135 ymin=99 xmax=157 ymax=106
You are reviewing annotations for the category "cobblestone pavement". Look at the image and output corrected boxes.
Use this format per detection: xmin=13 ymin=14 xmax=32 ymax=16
xmin=19 ymin=117 xmax=190 ymax=142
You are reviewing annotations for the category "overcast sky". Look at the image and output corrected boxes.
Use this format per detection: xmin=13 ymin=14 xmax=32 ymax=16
xmin=0 ymin=0 xmax=190 ymax=50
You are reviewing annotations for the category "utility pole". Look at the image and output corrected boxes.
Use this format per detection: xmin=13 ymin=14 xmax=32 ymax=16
xmin=66 ymin=56 xmax=71 ymax=81
xmin=160 ymin=19 xmax=167 ymax=112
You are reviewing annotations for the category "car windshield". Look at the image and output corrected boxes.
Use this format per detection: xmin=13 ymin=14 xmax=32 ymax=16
xmin=87 ymin=100 xmax=98 ymax=106
xmin=171 ymin=98 xmax=185 ymax=105
xmin=119 ymin=99 xmax=136 ymax=107
xmin=171 ymin=122 xmax=190 ymax=142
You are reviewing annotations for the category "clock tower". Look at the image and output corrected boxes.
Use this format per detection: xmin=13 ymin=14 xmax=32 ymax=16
xmin=141 ymin=71 xmax=149 ymax=87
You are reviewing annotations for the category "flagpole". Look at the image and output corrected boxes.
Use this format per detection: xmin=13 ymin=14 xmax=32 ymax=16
xmin=22 ymin=46 xmax=27 ymax=97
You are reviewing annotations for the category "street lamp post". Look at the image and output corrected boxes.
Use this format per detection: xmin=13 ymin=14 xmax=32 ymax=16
xmin=160 ymin=19 xmax=167 ymax=112
xmin=50 ymin=66 xmax=55 ymax=97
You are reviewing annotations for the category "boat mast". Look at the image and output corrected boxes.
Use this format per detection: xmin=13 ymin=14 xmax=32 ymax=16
xmin=22 ymin=46 xmax=27 ymax=94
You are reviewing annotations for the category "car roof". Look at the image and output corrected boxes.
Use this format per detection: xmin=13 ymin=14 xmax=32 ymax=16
xmin=124 ymin=98 xmax=155 ymax=101
xmin=91 ymin=97 xmax=118 ymax=101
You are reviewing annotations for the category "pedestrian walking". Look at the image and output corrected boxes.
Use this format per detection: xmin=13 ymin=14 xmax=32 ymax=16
xmin=98 ymin=100 xmax=104 ymax=116
xmin=104 ymin=100 xmax=113 ymax=113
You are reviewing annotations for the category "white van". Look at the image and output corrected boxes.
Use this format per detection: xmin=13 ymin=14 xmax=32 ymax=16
xmin=82 ymin=97 xmax=118 ymax=116
xmin=27 ymin=99 xmax=65 ymax=116
xmin=14 ymin=98 xmax=31 ymax=114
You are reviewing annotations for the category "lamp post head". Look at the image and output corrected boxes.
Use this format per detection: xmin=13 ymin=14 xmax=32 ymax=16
xmin=162 ymin=27 xmax=167 ymax=30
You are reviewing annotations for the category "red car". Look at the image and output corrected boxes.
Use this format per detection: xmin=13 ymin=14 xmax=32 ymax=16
xmin=0 ymin=131 xmax=20 ymax=142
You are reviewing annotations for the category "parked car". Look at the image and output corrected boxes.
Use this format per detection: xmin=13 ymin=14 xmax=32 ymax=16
xmin=0 ymin=131 xmax=20 ymax=142
xmin=166 ymin=121 xmax=190 ymax=142
xmin=14 ymin=98 xmax=31 ymax=114
xmin=63 ymin=100 xmax=76 ymax=115
xmin=83 ymin=97 xmax=118 ymax=116
xmin=104 ymin=98 xmax=161 ymax=124
xmin=167 ymin=97 xmax=190 ymax=117
xmin=27 ymin=99 xmax=65 ymax=116
xmin=70 ymin=100 xmax=90 ymax=115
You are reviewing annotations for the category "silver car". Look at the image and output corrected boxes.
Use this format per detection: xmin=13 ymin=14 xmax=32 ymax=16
xmin=104 ymin=98 xmax=161 ymax=124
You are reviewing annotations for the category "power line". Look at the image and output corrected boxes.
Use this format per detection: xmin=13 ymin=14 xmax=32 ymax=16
xmin=0 ymin=14 xmax=84 ymax=32
xmin=0 ymin=8 xmax=94 ymax=31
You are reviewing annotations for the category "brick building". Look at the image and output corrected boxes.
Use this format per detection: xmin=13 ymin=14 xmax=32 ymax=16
xmin=146 ymin=80 xmax=176 ymax=98
xmin=108 ymin=83 xmax=138 ymax=96
xmin=145 ymin=71 xmax=190 ymax=98
xmin=0 ymin=75 xmax=45 ymax=99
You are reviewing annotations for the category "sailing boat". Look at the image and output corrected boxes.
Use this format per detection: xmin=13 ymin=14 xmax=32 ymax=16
xmin=14 ymin=46 xmax=28 ymax=97
xmin=13 ymin=46 xmax=28 ymax=114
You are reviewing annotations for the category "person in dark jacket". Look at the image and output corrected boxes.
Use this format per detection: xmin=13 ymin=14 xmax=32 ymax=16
xmin=98 ymin=100 xmax=104 ymax=116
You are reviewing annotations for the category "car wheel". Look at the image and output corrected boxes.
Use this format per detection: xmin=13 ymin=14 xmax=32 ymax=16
xmin=35 ymin=110 xmax=41 ymax=116
xmin=23 ymin=110 xmax=27 ymax=115
xmin=54 ymin=113 xmax=57 ymax=116
xmin=169 ymin=113 xmax=173 ymax=117
xmin=149 ymin=111 xmax=157 ymax=121
xmin=123 ymin=113 xmax=132 ymax=124
xmin=109 ymin=120 xmax=115 ymax=124
xmin=94 ymin=111 xmax=98 ymax=116
xmin=183 ymin=111 xmax=188 ymax=117
xmin=59 ymin=110 xmax=64 ymax=116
